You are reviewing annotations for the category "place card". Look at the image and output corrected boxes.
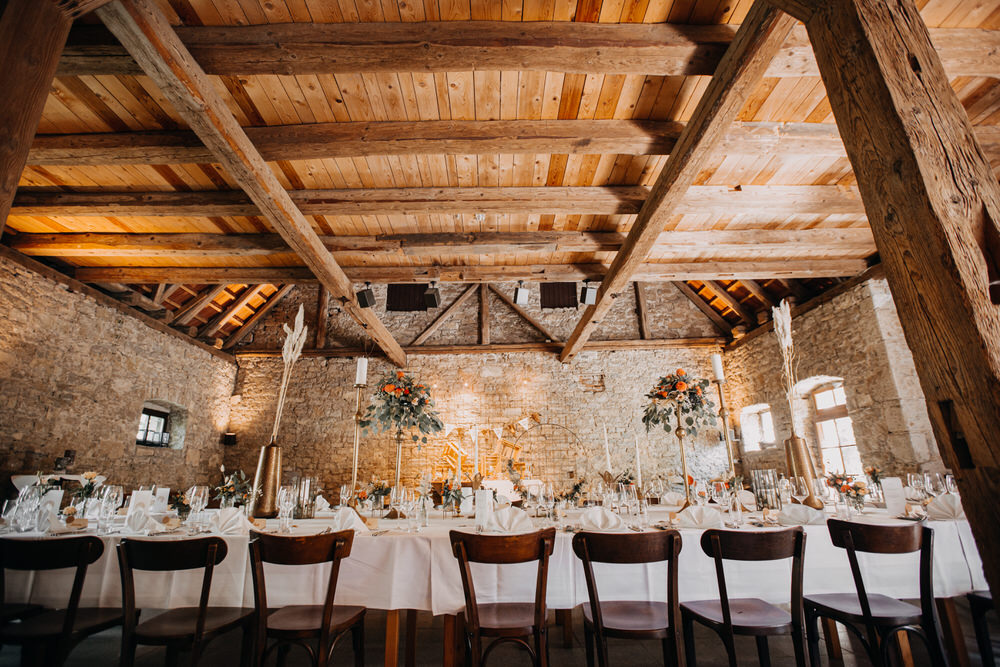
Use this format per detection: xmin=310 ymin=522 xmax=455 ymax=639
xmin=127 ymin=490 xmax=154 ymax=517
xmin=881 ymin=477 xmax=906 ymax=517
xmin=153 ymin=487 xmax=170 ymax=512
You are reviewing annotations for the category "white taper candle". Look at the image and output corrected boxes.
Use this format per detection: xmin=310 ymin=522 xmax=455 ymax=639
xmin=711 ymin=353 xmax=725 ymax=382
xmin=603 ymin=423 xmax=612 ymax=471
xmin=355 ymin=357 xmax=368 ymax=386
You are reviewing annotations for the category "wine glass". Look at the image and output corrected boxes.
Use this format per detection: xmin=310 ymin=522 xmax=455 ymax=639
xmin=907 ymin=473 xmax=925 ymax=500
xmin=339 ymin=484 xmax=351 ymax=508
xmin=99 ymin=485 xmax=124 ymax=533
xmin=924 ymin=473 xmax=945 ymax=498
xmin=711 ymin=481 xmax=727 ymax=504
xmin=693 ymin=480 xmax=708 ymax=506
xmin=13 ymin=486 xmax=44 ymax=533
xmin=945 ymin=474 xmax=958 ymax=495
xmin=791 ymin=476 xmax=809 ymax=505
xmin=277 ymin=485 xmax=296 ymax=533
xmin=187 ymin=485 xmax=209 ymax=528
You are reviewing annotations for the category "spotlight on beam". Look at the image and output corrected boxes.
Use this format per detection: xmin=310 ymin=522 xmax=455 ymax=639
xmin=356 ymin=282 xmax=376 ymax=308
xmin=580 ymin=281 xmax=598 ymax=305
xmin=514 ymin=280 xmax=530 ymax=306
xmin=424 ymin=281 xmax=441 ymax=308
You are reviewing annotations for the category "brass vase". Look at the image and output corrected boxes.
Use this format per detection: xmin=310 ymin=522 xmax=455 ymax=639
xmin=784 ymin=433 xmax=823 ymax=509
xmin=252 ymin=438 xmax=282 ymax=518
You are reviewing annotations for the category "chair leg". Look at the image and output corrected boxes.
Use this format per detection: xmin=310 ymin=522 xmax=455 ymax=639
xmin=971 ymin=601 xmax=995 ymax=667
xmin=19 ymin=643 xmax=44 ymax=667
xmin=164 ymin=644 xmax=181 ymax=667
xmin=805 ymin=610 xmax=822 ymax=667
xmin=791 ymin=627 xmax=808 ymax=667
xmin=662 ymin=636 xmax=681 ymax=667
xmin=240 ymin=624 xmax=255 ymax=667
xmin=721 ymin=631 xmax=738 ymax=667
xmin=120 ymin=636 xmax=138 ymax=667
xmin=536 ymin=627 xmax=549 ymax=667
xmin=276 ymin=643 xmax=291 ymax=667
xmin=352 ymin=619 xmax=365 ymax=667
xmin=682 ymin=613 xmax=697 ymax=667
xmin=756 ymin=636 xmax=771 ymax=667
xmin=583 ymin=625 xmax=595 ymax=667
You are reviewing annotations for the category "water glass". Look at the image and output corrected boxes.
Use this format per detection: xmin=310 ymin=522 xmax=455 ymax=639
xmin=187 ymin=485 xmax=209 ymax=528
xmin=711 ymin=481 xmax=727 ymax=504
xmin=99 ymin=485 xmax=124 ymax=533
xmin=945 ymin=474 xmax=958 ymax=494
xmin=924 ymin=473 xmax=945 ymax=498
xmin=791 ymin=476 xmax=809 ymax=505
xmin=277 ymin=485 xmax=296 ymax=534
xmin=729 ymin=491 xmax=744 ymax=528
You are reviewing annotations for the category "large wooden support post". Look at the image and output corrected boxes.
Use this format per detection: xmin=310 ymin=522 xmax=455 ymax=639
xmin=0 ymin=0 xmax=73 ymax=239
xmin=793 ymin=0 xmax=1000 ymax=598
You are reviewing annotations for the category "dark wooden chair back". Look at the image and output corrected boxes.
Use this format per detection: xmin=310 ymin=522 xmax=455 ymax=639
xmin=572 ymin=530 xmax=682 ymax=635
xmin=700 ymin=528 xmax=806 ymax=631
xmin=826 ymin=519 xmax=937 ymax=625
xmin=449 ymin=529 xmax=556 ymax=633
xmin=118 ymin=537 xmax=228 ymax=644
xmin=248 ymin=530 xmax=355 ymax=639
xmin=0 ymin=536 xmax=104 ymax=638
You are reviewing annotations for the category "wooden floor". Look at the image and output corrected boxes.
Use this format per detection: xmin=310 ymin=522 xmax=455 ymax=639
xmin=1 ymin=599 xmax=995 ymax=666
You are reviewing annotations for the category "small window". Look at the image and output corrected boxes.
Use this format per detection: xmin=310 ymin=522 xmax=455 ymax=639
xmin=136 ymin=407 xmax=171 ymax=447
xmin=740 ymin=405 xmax=775 ymax=452
xmin=539 ymin=282 xmax=578 ymax=309
xmin=386 ymin=284 xmax=429 ymax=311
xmin=135 ymin=400 xmax=187 ymax=450
xmin=813 ymin=384 xmax=862 ymax=474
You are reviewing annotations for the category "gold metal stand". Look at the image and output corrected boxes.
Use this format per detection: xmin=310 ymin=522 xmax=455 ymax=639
xmin=674 ymin=405 xmax=692 ymax=505
xmin=713 ymin=379 xmax=738 ymax=477
xmin=351 ymin=382 xmax=366 ymax=494
xmin=393 ymin=429 xmax=404 ymax=491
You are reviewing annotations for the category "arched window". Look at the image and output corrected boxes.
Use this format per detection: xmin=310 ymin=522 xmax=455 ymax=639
xmin=740 ymin=404 xmax=775 ymax=452
xmin=812 ymin=383 xmax=861 ymax=474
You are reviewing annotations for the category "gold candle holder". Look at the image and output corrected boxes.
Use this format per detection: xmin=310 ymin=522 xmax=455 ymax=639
xmin=713 ymin=379 xmax=737 ymax=477
xmin=351 ymin=382 xmax=366 ymax=494
xmin=673 ymin=401 xmax=692 ymax=506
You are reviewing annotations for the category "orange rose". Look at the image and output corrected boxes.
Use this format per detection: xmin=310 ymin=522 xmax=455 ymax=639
xmin=384 ymin=384 xmax=396 ymax=392
xmin=397 ymin=371 xmax=405 ymax=379
xmin=840 ymin=484 xmax=850 ymax=493
xmin=676 ymin=369 xmax=686 ymax=376
xmin=696 ymin=386 xmax=703 ymax=395
xmin=687 ymin=475 xmax=694 ymax=486
xmin=675 ymin=381 xmax=688 ymax=392
xmin=657 ymin=391 xmax=667 ymax=398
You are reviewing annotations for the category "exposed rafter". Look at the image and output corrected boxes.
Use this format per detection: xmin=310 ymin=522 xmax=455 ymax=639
xmin=24 ymin=121 xmax=1000 ymax=166
xmin=488 ymin=284 xmax=560 ymax=343
xmin=223 ymin=285 xmax=294 ymax=349
xmin=196 ymin=284 xmax=266 ymax=339
xmin=559 ymin=1 xmax=797 ymax=362
xmin=706 ymin=281 xmax=756 ymax=325
xmin=71 ymin=259 xmax=868 ymax=285
xmin=54 ymin=22 xmax=1000 ymax=78
xmin=673 ymin=282 xmax=734 ymax=336
xmin=95 ymin=0 xmax=406 ymax=366
xmin=410 ymin=284 xmax=478 ymax=346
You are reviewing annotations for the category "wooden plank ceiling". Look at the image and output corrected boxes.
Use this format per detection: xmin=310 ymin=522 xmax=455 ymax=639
xmin=5 ymin=0 xmax=1000 ymax=349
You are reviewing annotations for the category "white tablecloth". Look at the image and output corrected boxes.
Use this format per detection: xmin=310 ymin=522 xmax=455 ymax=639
xmin=4 ymin=509 xmax=987 ymax=615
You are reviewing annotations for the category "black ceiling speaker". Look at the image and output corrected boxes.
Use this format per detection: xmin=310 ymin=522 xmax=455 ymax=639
xmin=356 ymin=282 xmax=376 ymax=308
xmin=424 ymin=282 xmax=441 ymax=308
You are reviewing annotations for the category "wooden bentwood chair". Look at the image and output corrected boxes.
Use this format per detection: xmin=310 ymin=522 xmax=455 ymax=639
xmin=118 ymin=536 xmax=256 ymax=667
xmin=249 ymin=530 xmax=365 ymax=667
xmin=681 ymin=527 xmax=808 ymax=667
xmin=968 ymin=590 xmax=995 ymax=667
xmin=804 ymin=519 xmax=949 ymax=667
xmin=449 ymin=528 xmax=557 ymax=667
xmin=0 ymin=536 xmax=123 ymax=666
xmin=572 ymin=530 xmax=684 ymax=667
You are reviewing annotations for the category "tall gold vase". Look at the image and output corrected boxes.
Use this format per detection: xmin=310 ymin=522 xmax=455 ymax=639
xmin=252 ymin=439 xmax=282 ymax=518
xmin=784 ymin=434 xmax=823 ymax=509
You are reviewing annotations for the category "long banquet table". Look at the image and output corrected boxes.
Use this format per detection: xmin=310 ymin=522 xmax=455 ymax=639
xmin=4 ymin=508 xmax=988 ymax=666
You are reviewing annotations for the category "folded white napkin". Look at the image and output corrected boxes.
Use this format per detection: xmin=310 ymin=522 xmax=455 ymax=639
xmin=486 ymin=506 xmax=534 ymax=533
xmin=37 ymin=509 xmax=60 ymax=533
xmin=459 ymin=494 xmax=474 ymax=515
xmin=124 ymin=507 xmax=168 ymax=535
xmin=736 ymin=489 xmax=757 ymax=511
xmin=314 ymin=495 xmax=331 ymax=512
xmin=660 ymin=491 xmax=687 ymax=507
xmin=778 ymin=504 xmax=826 ymax=526
xmin=332 ymin=507 xmax=370 ymax=534
xmin=676 ymin=506 xmax=723 ymax=529
xmin=38 ymin=490 xmax=64 ymax=518
xmin=926 ymin=494 xmax=966 ymax=520
xmin=208 ymin=508 xmax=254 ymax=535
xmin=578 ymin=506 xmax=627 ymax=532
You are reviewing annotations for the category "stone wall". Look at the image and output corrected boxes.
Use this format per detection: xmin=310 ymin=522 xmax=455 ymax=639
xmin=0 ymin=254 xmax=237 ymax=493
xmin=724 ymin=277 xmax=943 ymax=476
xmin=226 ymin=349 xmax=734 ymax=495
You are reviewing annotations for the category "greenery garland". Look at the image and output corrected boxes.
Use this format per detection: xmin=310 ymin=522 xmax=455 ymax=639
xmin=360 ymin=370 xmax=444 ymax=445
xmin=642 ymin=368 xmax=717 ymax=436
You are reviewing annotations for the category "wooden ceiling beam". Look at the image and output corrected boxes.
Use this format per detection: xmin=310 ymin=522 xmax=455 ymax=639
xmin=25 ymin=121 xmax=1000 ymax=166
xmin=672 ymin=281 xmax=734 ymax=336
xmin=559 ymin=2 xmax=797 ymax=363
xmin=705 ymin=280 xmax=757 ymax=325
xmin=95 ymin=0 xmax=406 ymax=367
xmin=8 ymin=228 xmax=877 ymax=258
xmin=196 ymin=284 xmax=266 ymax=338
xmin=488 ymin=284 xmax=560 ymax=343
xmin=410 ymin=284 xmax=478 ymax=346
xmin=170 ymin=284 xmax=228 ymax=326
xmin=0 ymin=0 xmax=73 ymax=240
xmin=9 ymin=185 xmax=867 ymax=219
xmin=71 ymin=259 xmax=867 ymax=285
xmin=55 ymin=22 xmax=1000 ymax=78
xmin=739 ymin=279 xmax=778 ymax=309
xmin=222 ymin=284 xmax=293 ymax=349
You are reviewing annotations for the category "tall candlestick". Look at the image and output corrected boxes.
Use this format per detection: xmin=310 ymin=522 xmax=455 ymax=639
xmin=355 ymin=357 xmax=368 ymax=386
xmin=603 ymin=424 xmax=612 ymax=471
xmin=711 ymin=353 xmax=725 ymax=382
xmin=473 ymin=427 xmax=480 ymax=475
xmin=634 ymin=435 xmax=643 ymax=490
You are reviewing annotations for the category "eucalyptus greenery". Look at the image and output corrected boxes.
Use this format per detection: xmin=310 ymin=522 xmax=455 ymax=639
xmin=360 ymin=370 xmax=444 ymax=445
xmin=642 ymin=368 xmax=717 ymax=436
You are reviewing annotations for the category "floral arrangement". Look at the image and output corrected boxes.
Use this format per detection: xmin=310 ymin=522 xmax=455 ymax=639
xmin=616 ymin=469 xmax=636 ymax=486
xmin=560 ymin=479 xmax=586 ymax=503
xmin=215 ymin=465 xmax=254 ymax=505
xmin=367 ymin=479 xmax=392 ymax=504
xmin=722 ymin=473 xmax=745 ymax=490
xmin=169 ymin=491 xmax=191 ymax=518
xmin=441 ymin=478 xmax=463 ymax=508
xmin=361 ymin=370 xmax=444 ymax=446
xmin=62 ymin=505 xmax=77 ymax=518
xmin=642 ymin=369 xmax=717 ymax=435
xmin=827 ymin=473 xmax=869 ymax=501
xmin=505 ymin=459 xmax=529 ymax=500
xmin=864 ymin=466 xmax=884 ymax=485
xmin=72 ymin=471 xmax=101 ymax=500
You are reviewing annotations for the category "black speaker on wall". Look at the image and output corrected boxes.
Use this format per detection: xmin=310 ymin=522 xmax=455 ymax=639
xmin=356 ymin=283 xmax=376 ymax=308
